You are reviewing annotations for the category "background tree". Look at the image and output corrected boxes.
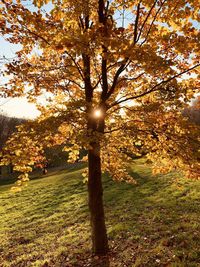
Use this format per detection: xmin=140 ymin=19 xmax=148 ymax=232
xmin=183 ymin=96 xmax=200 ymax=125
xmin=0 ymin=0 xmax=200 ymax=255
xmin=0 ymin=114 xmax=25 ymax=149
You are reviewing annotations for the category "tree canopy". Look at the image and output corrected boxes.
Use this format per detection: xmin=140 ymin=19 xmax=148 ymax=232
xmin=1 ymin=0 xmax=199 ymax=183
xmin=0 ymin=0 xmax=200 ymax=255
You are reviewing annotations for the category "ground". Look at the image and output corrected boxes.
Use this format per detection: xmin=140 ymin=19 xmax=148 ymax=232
xmin=0 ymin=159 xmax=200 ymax=267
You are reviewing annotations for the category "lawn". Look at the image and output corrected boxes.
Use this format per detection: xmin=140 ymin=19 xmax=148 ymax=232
xmin=0 ymin=159 xmax=200 ymax=267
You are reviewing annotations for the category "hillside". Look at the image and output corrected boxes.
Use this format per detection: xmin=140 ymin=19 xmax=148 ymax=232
xmin=0 ymin=160 xmax=200 ymax=267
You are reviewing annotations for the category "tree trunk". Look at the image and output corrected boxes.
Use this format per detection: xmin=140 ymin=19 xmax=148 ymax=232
xmin=88 ymin=141 xmax=109 ymax=255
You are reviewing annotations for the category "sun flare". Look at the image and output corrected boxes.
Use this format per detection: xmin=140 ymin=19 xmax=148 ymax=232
xmin=93 ymin=109 xmax=102 ymax=118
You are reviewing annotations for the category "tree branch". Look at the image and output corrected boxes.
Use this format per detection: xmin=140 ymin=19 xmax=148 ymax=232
xmin=136 ymin=0 xmax=158 ymax=42
xmin=105 ymin=62 xmax=127 ymax=100
xmin=110 ymin=63 xmax=200 ymax=107
xmin=139 ymin=0 xmax=167 ymax=46
xmin=117 ymin=72 xmax=145 ymax=85
xmin=98 ymin=0 xmax=106 ymax=24
xmin=83 ymin=54 xmax=93 ymax=102
xmin=134 ymin=2 xmax=141 ymax=44
xmin=101 ymin=48 xmax=109 ymax=101
xmin=65 ymin=52 xmax=84 ymax=81
xmin=25 ymin=28 xmax=50 ymax=45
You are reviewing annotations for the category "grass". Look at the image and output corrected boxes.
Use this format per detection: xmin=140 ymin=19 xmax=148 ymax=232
xmin=0 ymin=159 xmax=200 ymax=267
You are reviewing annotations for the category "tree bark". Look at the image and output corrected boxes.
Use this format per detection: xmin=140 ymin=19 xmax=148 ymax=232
xmin=88 ymin=140 xmax=109 ymax=255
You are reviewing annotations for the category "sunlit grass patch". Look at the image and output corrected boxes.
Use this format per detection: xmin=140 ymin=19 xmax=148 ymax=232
xmin=0 ymin=159 xmax=200 ymax=266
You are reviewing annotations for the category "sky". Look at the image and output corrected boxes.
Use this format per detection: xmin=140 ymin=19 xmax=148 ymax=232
xmin=0 ymin=37 xmax=41 ymax=119
xmin=0 ymin=1 xmax=53 ymax=119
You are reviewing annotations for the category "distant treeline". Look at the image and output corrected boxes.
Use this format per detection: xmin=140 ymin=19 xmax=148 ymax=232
xmin=0 ymin=99 xmax=199 ymax=149
xmin=182 ymin=97 xmax=200 ymax=125
xmin=0 ymin=114 xmax=69 ymax=168
xmin=0 ymin=114 xmax=26 ymax=149
xmin=0 ymin=99 xmax=199 ymax=164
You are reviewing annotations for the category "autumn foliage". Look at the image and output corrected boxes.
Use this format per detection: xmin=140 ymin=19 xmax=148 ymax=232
xmin=0 ymin=0 xmax=200 ymax=255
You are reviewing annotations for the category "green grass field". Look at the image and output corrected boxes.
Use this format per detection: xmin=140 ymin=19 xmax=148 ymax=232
xmin=0 ymin=159 xmax=200 ymax=267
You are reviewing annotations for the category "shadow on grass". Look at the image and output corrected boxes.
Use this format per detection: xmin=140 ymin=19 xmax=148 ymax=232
xmin=103 ymin=163 xmax=200 ymax=266
xmin=0 ymin=163 xmax=87 ymax=187
xmin=0 ymin=159 xmax=200 ymax=266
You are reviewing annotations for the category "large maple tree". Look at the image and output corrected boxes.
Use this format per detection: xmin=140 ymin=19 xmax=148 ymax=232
xmin=0 ymin=0 xmax=200 ymax=255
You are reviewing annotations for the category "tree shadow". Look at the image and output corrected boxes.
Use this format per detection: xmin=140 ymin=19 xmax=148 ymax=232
xmin=1 ymin=160 xmax=200 ymax=266
xmin=90 ymin=255 xmax=110 ymax=267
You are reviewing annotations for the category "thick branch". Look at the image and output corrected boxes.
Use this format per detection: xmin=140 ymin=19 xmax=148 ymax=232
xmin=83 ymin=54 xmax=93 ymax=102
xmin=98 ymin=0 xmax=106 ymax=23
xmin=134 ymin=2 xmax=141 ymax=44
xmin=105 ymin=60 xmax=128 ymax=100
xmin=102 ymin=2 xmax=141 ymax=101
xmin=98 ymin=0 xmax=110 ymax=102
xmin=101 ymin=51 xmax=109 ymax=101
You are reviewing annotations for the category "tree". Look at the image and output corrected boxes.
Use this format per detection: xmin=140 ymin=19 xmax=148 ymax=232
xmin=0 ymin=0 xmax=200 ymax=255
xmin=183 ymin=96 xmax=200 ymax=125
xmin=0 ymin=114 xmax=25 ymax=149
